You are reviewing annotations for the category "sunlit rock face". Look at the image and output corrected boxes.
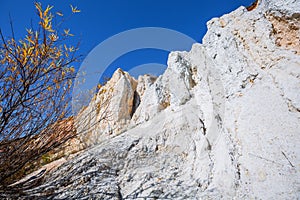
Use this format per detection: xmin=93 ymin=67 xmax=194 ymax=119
xmin=201 ymin=0 xmax=300 ymax=198
xmin=75 ymin=68 xmax=138 ymax=147
xmin=6 ymin=0 xmax=300 ymax=199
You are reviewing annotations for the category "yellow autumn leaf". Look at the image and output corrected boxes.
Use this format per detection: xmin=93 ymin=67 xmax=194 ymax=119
xmin=35 ymin=2 xmax=43 ymax=18
xmin=49 ymin=33 xmax=58 ymax=41
xmin=43 ymin=5 xmax=53 ymax=17
xmin=43 ymin=18 xmax=54 ymax=32
xmin=70 ymin=5 xmax=81 ymax=13
xmin=22 ymin=48 xmax=28 ymax=57
xmin=56 ymin=11 xmax=63 ymax=16
xmin=69 ymin=46 xmax=75 ymax=52
xmin=69 ymin=67 xmax=75 ymax=73
xmin=47 ymin=86 xmax=53 ymax=91
xmin=11 ymin=66 xmax=17 ymax=71
xmin=26 ymin=28 xmax=33 ymax=35
xmin=25 ymin=35 xmax=35 ymax=44
xmin=21 ymin=41 xmax=27 ymax=49
xmin=35 ymin=31 xmax=39 ymax=39
xmin=63 ymin=29 xmax=74 ymax=36
xmin=27 ymin=46 xmax=34 ymax=55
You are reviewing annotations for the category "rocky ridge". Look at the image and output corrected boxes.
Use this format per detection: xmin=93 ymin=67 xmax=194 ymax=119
xmin=3 ymin=0 xmax=300 ymax=199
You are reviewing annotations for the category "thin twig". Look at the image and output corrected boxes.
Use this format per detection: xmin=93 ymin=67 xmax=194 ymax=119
xmin=248 ymin=152 xmax=284 ymax=166
xmin=281 ymin=151 xmax=295 ymax=168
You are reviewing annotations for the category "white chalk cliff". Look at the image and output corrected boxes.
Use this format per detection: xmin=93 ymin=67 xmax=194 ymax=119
xmin=9 ymin=0 xmax=300 ymax=199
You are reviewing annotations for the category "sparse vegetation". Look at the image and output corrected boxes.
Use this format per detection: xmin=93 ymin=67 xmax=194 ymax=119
xmin=0 ymin=2 xmax=80 ymax=186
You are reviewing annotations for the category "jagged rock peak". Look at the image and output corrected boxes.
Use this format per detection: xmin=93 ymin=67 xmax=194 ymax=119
xmin=74 ymin=68 xmax=139 ymax=147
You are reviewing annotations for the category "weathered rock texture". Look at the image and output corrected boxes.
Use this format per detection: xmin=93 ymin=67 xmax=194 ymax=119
xmin=3 ymin=0 xmax=300 ymax=199
xmin=75 ymin=68 xmax=138 ymax=147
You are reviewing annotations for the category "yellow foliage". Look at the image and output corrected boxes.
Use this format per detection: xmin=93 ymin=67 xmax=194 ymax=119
xmin=25 ymin=35 xmax=35 ymax=44
xmin=56 ymin=11 xmax=63 ymax=16
xmin=69 ymin=46 xmax=75 ymax=52
xmin=35 ymin=2 xmax=43 ymax=18
xmin=35 ymin=2 xmax=54 ymax=32
xmin=49 ymin=33 xmax=58 ymax=41
xmin=11 ymin=66 xmax=16 ymax=72
xmin=26 ymin=29 xmax=33 ymax=35
xmin=70 ymin=5 xmax=81 ymax=13
xmin=0 ymin=2 xmax=80 ymax=128
xmin=69 ymin=67 xmax=75 ymax=73
xmin=43 ymin=5 xmax=53 ymax=17
xmin=64 ymin=29 xmax=74 ymax=37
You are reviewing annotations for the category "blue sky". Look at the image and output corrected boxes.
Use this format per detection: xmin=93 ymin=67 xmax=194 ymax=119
xmin=0 ymin=0 xmax=254 ymax=80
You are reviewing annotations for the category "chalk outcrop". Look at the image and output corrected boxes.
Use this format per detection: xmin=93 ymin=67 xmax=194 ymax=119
xmin=4 ymin=0 xmax=300 ymax=199
xmin=75 ymin=68 xmax=138 ymax=146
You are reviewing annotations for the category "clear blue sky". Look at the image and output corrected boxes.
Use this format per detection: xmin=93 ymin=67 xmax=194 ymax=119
xmin=0 ymin=0 xmax=254 ymax=79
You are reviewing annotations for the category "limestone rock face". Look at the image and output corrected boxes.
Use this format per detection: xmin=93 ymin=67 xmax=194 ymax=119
xmin=201 ymin=1 xmax=300 ymax=198
xmin=131 ymin=51 xmax=197 ymax=125
xmin=102 ymin=68 xmax=137 ymax=129
xmin=5 ymin=0 xmax=300 ymax=199
xmin=75 ymin=68 xmax=137 ymax=146
xmin=136 ymin=74 xmax=157 ymax=98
